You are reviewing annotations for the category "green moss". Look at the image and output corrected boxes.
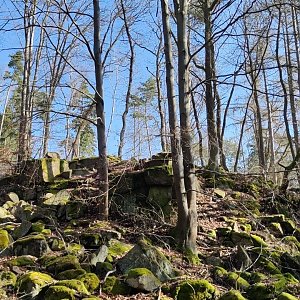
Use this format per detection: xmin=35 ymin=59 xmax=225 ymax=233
xmin=53 ymin=279 xmax=89 ymax=295
xmin=107 ymin=239 xmax=132 ymax=262
xmin=80 ymin=233 xmax=103 ymax=248
xmin=184 ymin=248 xmax=201 ymax=265
xmin=269 ymin=222 xmax=284 ymax=236
xmin=0 ymin=230 xmax=9 ymax=249
xmin=127 ymin=268 xmax=153 ymax=278
xmin=0 ymin=271 xmax=16 ymax=287
xmin=49 ymin=237 xmax=65 ymax=251
xmin=8 ymin=255 xmax=36 ymax=267
xmin=250 ymin=272 xmax=267 ymax=283
xmin=277 ymin=292 xmax=299 ymax=300
xmin=17 ymin=271 xmax=54 ymax=295
xmin=45 ymin=255 xmax=81 ymax=275
xmin=207 ymin=230 xmax=217 ymax=239
xmin=219 ymin=290 xmax=247 ymax=300
xmin=246 ymin=283 xmax=274 ymax=300
xmin=213 ymin=267 xmax=228 ymax=279
xmin=174 ymin=279 xmax=218 ymax=300
xmin=66 ymin=243 xmax=85 ymax=256
xmin=31 ymin=222 xmax=45 ymax=233
xmin=240 ymin=224 xmax=252 ymax=233
xmin=102 ymin=276 xmax=129 ymax=295
xmin=258 ymin=257 xmax=281 ymax=274
xmin=44 ymin=285 xmax=75 ymax=300
xmin=251 ymin=234 xmax=268 ymax=247
xmin=77 ymin=273 xmax=100 ymax=293
xmin=82 ymin=298 xmax=102 ymax=300
xmin=15 ymin=233 xmax=45 ymax=244
xmin=282 ymin=236 xmax=300 ymax=251
xmin=57 ymin=269 xmax=86 ymax=280
xmin=95 ymin=262 xmax=113 ymax=278
xmin=48 ymin=179 xmax=69 ymax=190
xmin=42 ymin=229 xmax=52 ymax=235
xmin=226 ymin=272 xmax=250 ymax=290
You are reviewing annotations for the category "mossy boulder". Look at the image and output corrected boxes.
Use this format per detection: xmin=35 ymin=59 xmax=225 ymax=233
xmin=41 ymin=158 xmax=62 ymax=183
xmin=8 ymin=255 xmax=36 ymax=267
xmin=17 ymin=271 xmax=54 ymax=298
xmin=277 ymin=292 xmax=299 ymax=300
xmin=147 ymin=186 xmax=173 ymax=220
xmin=77 ymin=273 xmax=100 ymax=293
xmin=0 ymin=207 xmax=15 ymax=222
xmin=117 ymin=238 xmax=176 ymax=282
xmin=42 ymin=189 xmax=70 ymax=209
xmin=246 ymin=283 xmax=274 ymax=300
xmin=12 ymin=220 xmax=32 ymax=239
xmin=0 ymin=271 xmax=16 ymax=288
xmin=4 ymin=192 xmax=19 ymax=203
xmin=32 ymin=221 xmax=45 ymax=233
xmin=219 ymin=290 xmax=247 ymax=300
xmin=52 ymin=279 xmax=89 ymax=295
xmin=13 ymin=201 xmax=48 ymax=222
xmin=89 ymin=245 xmax=108 ymax=266
xmin=66 ymin=201 xmax=87 ymax=220
xmin=174 ymin=279 xmax=218 ymax=300
xmin=48 ymin=237 xmax=66 ymax=251
xmin=66 ymin=243 xmax=85 ymax=256
xmin=95 ymin=262 xmax=113 ymax=279
xmin=80 ymin=233 xmax=103 ymax=248
xmin=280 ymin=253 xmax=300 ymax=279
xmin=144 ymin=166 xmax=173 ymax=186
xmin=226 ymin=272 xmax=250 ymax=290
xmin=126 ymin=268 xmax=161 ymax=292
xmin=0 ymin=230 xmax=10 ymax=250
xmin=102 ymin=276 xmax=130 ymax=295
xmin=44 ymin=285 xmax=75 ymax=300
xmin=57 ymin=269 xmax=86 ymax=280
xmin=13 ymin=233 xmax=49 ymax=257
xmin=250 ymin=234 xmax=268 ymax=248
xmin=45 ymin=255 xmax=81 ymax=275
xmin=107 ymin=239 xmax=132 ymax=262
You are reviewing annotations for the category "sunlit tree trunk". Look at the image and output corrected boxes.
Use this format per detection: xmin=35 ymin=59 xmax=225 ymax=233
xmin=93 ymin=0 xmax=109 ymax=220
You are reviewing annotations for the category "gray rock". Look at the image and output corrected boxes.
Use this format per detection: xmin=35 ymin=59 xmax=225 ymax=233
xmin=43 ymin=190 xmax=70 ymax=206
xmin=90 ymin=245 xmax=109 ymax=266
xmin=40 ymin=158 xmax=61 ymax=183
xmin=4 ymin=192 xmax=19 ymax=203
xmin=12 ymin=220 xmax=32 ymax=239
xmin=117 ymin=239 xmax=176 ymax=282
xmin=126 ymin=268 xmax=161 ymax=292
xmin=13 ymin=234 xmax=49 ymax=257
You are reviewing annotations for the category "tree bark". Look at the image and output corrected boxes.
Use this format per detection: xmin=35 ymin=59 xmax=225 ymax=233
xmin=203 ymin=1 xmax=219 ymax=170
xmin=160 ymin=0 xmax=188 ymax=248
xmin=175 ymin=0 xmax=198 ymax=256
xmin=93 ymin=0 xmax=109 ymax=220
xmin=118 ymin=0 xmax=135 ymax=159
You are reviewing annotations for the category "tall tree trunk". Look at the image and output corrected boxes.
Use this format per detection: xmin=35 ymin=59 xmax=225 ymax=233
xmin=262 ymin=65 xmax=276 ymax=183
xmin=175 ymin=0 xmax=198 ymax=257
xmin=93 ymin=0 xmax=109 ymax=220
xmin=19 ymin=0 xmax=37 ymax=162
xmin=118 ymin=0 xmax=135 ymax=158
xmin=160 ymin=0 xmax=188 ymax=249
xmin=191 ymin=90 xmax=204 ymax=166
xmin=275 ymin=8 xmax=295 ymax=159
xmin=203 ymin=1 xmax=219 ymax=170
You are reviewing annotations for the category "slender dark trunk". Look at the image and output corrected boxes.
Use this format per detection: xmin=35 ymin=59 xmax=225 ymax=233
xmin=93 ymin=0 xmax=109 ymax=220
xmin=160 ymin=0 xmax=188 ymax=248
xmin=118 ymin=0 xmax=135 ymax=158
xmin=203 ymin=2 xmax=219 ymax=170
xmin=175 ymin=0 xmax=198 ymax=256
